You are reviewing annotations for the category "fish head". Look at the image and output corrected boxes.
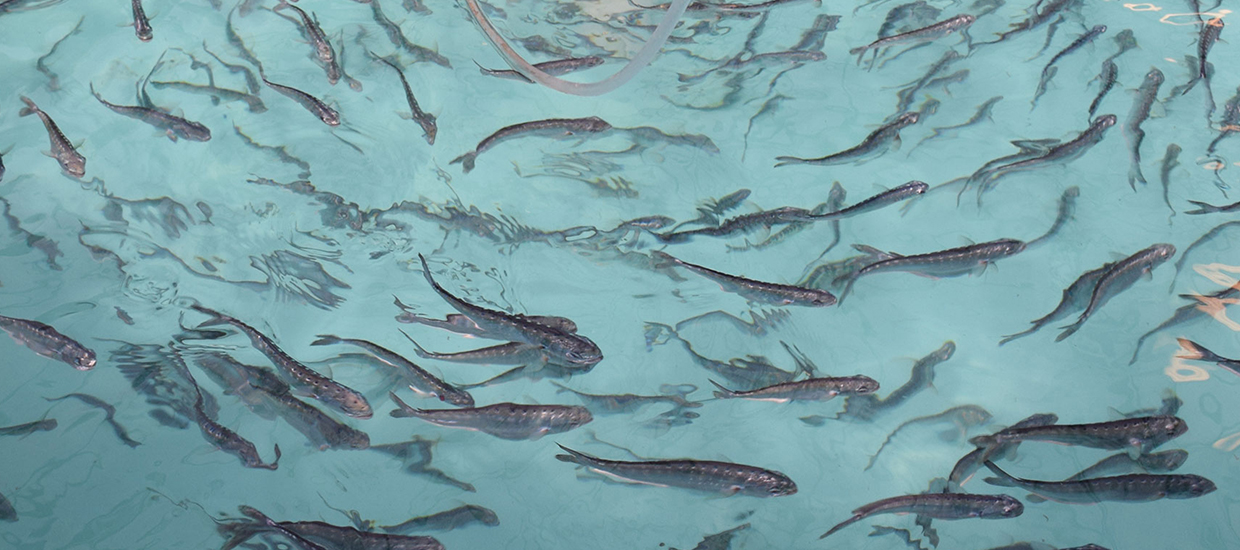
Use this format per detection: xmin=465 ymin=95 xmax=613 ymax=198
xmin=555 ymin=336 xmax=603 ymax=368
xmin=1094 ymin=114 xmax=1118 ymax=129
xmin=1148 ymin=243 xmax=1177 ymax=265
xmin=62 ymin=346 xmax=97 ymax=370
xmin=896 ymin=112 xmax=920 ymax=127
xmin=985 ymin=495 xmax=1024 ymax=517
xmin=850 ymin=375 xmax=881 ymax=395
xmin=1146 ymin=68 xmax=1165 ymax=85
xmin=1158 ymin=415 xmax=1189 ymax=442
xmin=583 ymin=117 xmax=613 ymax=132
xmin=757 ymin=472 xmax=798 ymax=497
xmin=341 ymin=429 xmax=371 ymax=450
xmin=624 ymin=216 xmax=677 ymax=230
xmin=331 ymin=391 xmax=374 ymax=419
xmin=65 ymin=160 xmax=86 ymax=178
xmin=467 ymin=505 xmax=500 ymax=526
xmin=934 ymin=340 xmax=957 ymax=361
xmin=1169 ymin=475 xmax=1217 ymax=498
xmin=806 ymin=290 xmax=838 ymax=307
xmin=956 ymin=14 xmax=977 ymax=26
xmin=1143 ymin=449 xmax=1189 ymax=471
xmin=992 ymin=239 xmax=1027 ymax=257
xmin=321 ymin=110 xmax=342 ymax=126
xmin=443 ymin=390 xmax=475 ymax=408
xmin=183 ymin=123 xmax=213 ymax=142
xmin=561 ymin=406 xmax=594 ymax=429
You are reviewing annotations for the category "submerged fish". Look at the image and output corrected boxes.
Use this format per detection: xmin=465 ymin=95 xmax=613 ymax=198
xmin=389 ymin=393 xmax=591 ymax=440
xmin=1184 ymin=199 xmax=1240 ymax=215
xmin=260 ymin=74 xmax=340 ymax=126
xmin=1064 ymin=449 xmax=1189 ymax=481
xmin=45 ymin=393 xmax=141 ymax=448
xmin=18 ymin=96 xmax=85 ymax=177
xmin=711 ymin=376 xmax=877 ymax=402
xmin=974 ymin=115 xmax=1117 ymax=202
xmin=186 ymin=372 xmax=281 ymax=470
xmin=1087 ymin=59 xmax=1118 ymax=119
xmin=1131 ymin=285 xmax=1239 ymax=365
xmin=984 ymin=462 xmax=1215 ymax=503
xmin=553 ymin=382 xmax=699 ymax=414
xmin=1181 ymin=17 xmax=1223 ymax=96
xmin=90 ymin=83 xmax=212 ymax=141
xmin=0 ymin=490 xmax=13 ymax=522
xmin=36 ymin=17 xmax=82 ymax=91
xmin=653 ymin=251 xmax=836 ymax=307
xmin=838 ymin=341 xmax=956 ymax=422
xmin=866 ymin=405 xmax=992 ymax=470
xmin=450 ymin=117 xmax=612 ymax=173
xmin=837 ymin=239 xmax=1027 ymax=302
xmin=0 ymin=418 xmax=57 ymax=436
xmin=1057 ymin=244 xmax=1175 ymax=341
xmin=850 ymin=15 xmax=975 ymax=68
xmin=374 ymin=54 xmax=437 ymax=145
xmin=949 ymin=413 xmax=1058 ymax=487
xmin=555 ymin=445 xmax=797 ymax=497
xmin=0 ymin=313 xmax=95 ymax=370
xmin=130 ymin=0 xmax=153 ymax=41
xmin=970 ymin=415 xmax=1187 ymax=458
xmin=915 ymin=95 xmax=1002 ymax=149
xmin=1159 ymin=144 xmax=1181 ymax=220
xmin=477 ymin=56 xmax=604 ymax=83
xmin=820 ymin=493 xmax=1022 ymax=539
xmin=1177 ymin=339 xmax=1240 ymax=376
xmin=405 ymin=338 xmax=548 ymax=367
xmin=775 ymin=112 xmax=919 ymax=167
xmin=1124 ymin=68 xmax=1164 ymax=188
xmin=808 ymin=181 xmax=928 ymax=221
xmin=149 ymin=80 xmax=266 ymax=112
xmin=311 ymin=334 xmax=473 ymax=407
xmin=380 ymin=505 xmax=499 ymax=533
xmin=1000 ymin=260 xmax=1112 ymax=345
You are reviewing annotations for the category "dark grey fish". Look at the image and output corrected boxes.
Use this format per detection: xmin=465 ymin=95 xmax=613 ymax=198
xmin=1045 ymin=24 xmax=1106 ymax=70
xmin=975 ymin=115 xmax=1117 ymax=202
xmin=970 ymin=415 xmax=1187 ymax=458
xmin=275 ymin=1 xmax=339 ymax=84
xmin=711 ymin=376 xmax=877 ymax=402
xmin=658 ymin=206 xmax=812 ymax=243
xmin=279 ymin=519 xmax=445 ymax=550
xmin=233 ymin=124 xmax=310 ymax=176
xmin=202 ymin=41 xmax=262 ymax=94
xmin=1064 ymin=449 xmax=1189 ymax=481
xmin=1029 ymin=66 xmax=1058 ymax=110
xmin=311 ymin=334 xmax=473 ymax=407
xmin=1026 ymin=186 xmax=1080 ymax=250
xmin=1087 ymin=59 xmax=1118 ymax=118
xmin=450 ymin=117 xmax=612 ymax=173
xmin=1181 ymin=17 xmax=1223 ymax=95
xmin=1207 ymin=85 xmax=1240 ymax=154
xmin=149 ymin=80 xmax=266 ymax=113
xmin=775 ymin=112 xmax=919 ymax=167
xmin=90 ymin=83 xmax=211 ymax=141
xmin=890 ymin=50 xmax=962 ymax=115
xmin=809 ymin=181 xmax=928 ymax=220
xmin=1029 ymin=14 xmax=1066 ymax=59
xmin=0 ymin=490 xmax=13 ymax=522
xmin=1171 ymin=221 xmax=1240 ymax=290
xmin=1177 ymin=338 xmax=1240 ymax=376
xmin=820 ymin=493 xmax=1022 ymax=539
xmin=654 ymin=251 xmax=836 ymax=306
xmin=1160 ymin=144 xmax=1181 ymax=220
xmin=227 ymin=507 xmax=329 ymax=550
xmin=671 ymin=523 xmax=749 ymax=550
xmin=915 ymin=95 xmax=1002 ymax=149
xmin=45 ymin=393 xmax=141 ymax=448
xmin=374 ymin=54 xmax=436 ymax=145
xmin=18 ymin=96 xmax=85 ymax=177
xmin=131 ymin=0 xmax=152 ymax=41
xmin=1131 ymin=285 xmax=1239 ymax=365
xmin=949 ymin=413 xmax=1058 ymax=487
xmin=851 ymin=15 xmax=974 ymax=67
xmin=0 ymin=313 xmax=95 ymax=370
xmin=791 ymin=14 xmax=840 ymax=51
xmin=35 ymin=16 xmax=82 ymax=91
xmin=225 ymin=6 xmax=264 ymax=73
xmin=405 ymin=338 xmax=547 ymax=366
xmin=395 ymin=298 xmax=579 ymax=336
xmin=976 ymin=0 xmax=1080 ymax=48
xmin=652 ymin=324 xmax=800 ymax=391
xmin=260 ymin=74 xmax=340 ymax=126
xmin=1124 ymin=68 xmax=1164 ymax=188
xmin=368 ymin=437 xmax=474 ymax=492
xmin=370 ymin=0 xmax=451 ymax=67
xmin=417 ymin=255 xmax=602 ymax=367
xmin=553 ymin=382 xmax=699 ymax=414
xmin=381 ymin=505 xmax=499 ymax=533
xmin=984 ymin=462 xmax=1215 ymax=503
xmin=190 ymin=305 xmax=372 ymax=418
xmin=478 ymin=56 xmax=604 ymax=83
xmin=839 ymin=340 xmax=956 ymax=422
xmin=837 ymin=239 xmax=1027 ymax=302
xmin=866 ymin=405 xmax=992 ymax=470
xmin=390 ymin=393 xmax=591 ymax=440
xmin=1001 ymin=260 xmax=1110 ymax=345
xmin=556 ymin=445 xmax=796 ymax=497
xmin=185 ymin=370 xmax=281 ymax=470
xmin=1184 ymin=199 xmax=1240 ymax=214
xmin=1105 ymin=28 xmax=1137 ymax=64
xmin=251 ymin=378 xmax=370 ymax=450
xmin=0 ymin=417 xmax=57 ymax=436
xmin=1057 ymin=244 xmax=1175 ymax=341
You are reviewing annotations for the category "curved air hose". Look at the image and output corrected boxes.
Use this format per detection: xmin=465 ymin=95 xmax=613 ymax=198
xmin=464 ymin=0 xmax=693 ymax=96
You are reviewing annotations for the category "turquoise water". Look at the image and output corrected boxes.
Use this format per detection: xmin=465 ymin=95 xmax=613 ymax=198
xmin=1 ymin=0 xmax=1238 ymax=548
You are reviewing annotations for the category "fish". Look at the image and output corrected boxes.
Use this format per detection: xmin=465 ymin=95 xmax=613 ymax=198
xmin=90 ymin=83 xmax=211 ymax=142
xmin=850 ymin=15 xmax=975 ymax=68
xmin=970 ymin=415 xmax=1187 ymax=458
xmin=381 ymin=505 xmax=499 ymax=533
xmin=658 ymin=206 xmax=813 ymax=243
xmin=1181 ymin=17 xmax=1223 ymax=96
xmin=260 ymin=73 xmax=340 ymax=126
xmin=1064 ymin=449 xmax=1189 ymax=481
xmin=1177 ymin=338 xmax=1240 ymax=376
xmin=836 ymin=239 xmax=1027 ymax=302
xmin=184 ymin=367 xmax=281 ymax=470
xmin=1025 ymin=186 xmax=1080 ymax=250
xmin=224 ymin=5 xmax=264 ymax=73
xmin=417 ymin=254 xmax=602 ymax=367
xmin=450 ymin=117 xmax=613 ymax=173
xmin=368 ymin=437 xmax=473 ymax=491
xmin=1057 ymin=244 xmax=1175 ymax=341
xmin=310 ymin=334 xmax=473 ymax=407
xmin=45 ymin=393 xmax=141 ymax=448
xmin=820 ymin=493 xmax=1023 ymax=539
xmin=652 ymin=325 xmax=801 ymax=391
xmin=149 ymin=80 xmax=266 ymax=112
xmin=1124 ymin=68 xmax=1164 ymax=188
xmin=1045 ymin=24 xmax=1106 ymax=71
xmin=672 ymin=523 xmax=749 ymax=550
xmin=406 ymin=338 xmax=548 ymax=367
xmin=974 ymin=115 xmax=1117 ymax=202
xmin=890 ymin=51 xmax=961 ymax=115
xmin=774 ymin=112 xmax=919 ymax=167
xmin=710 ymin=376 xmax=878 ymax=402
xmin=18 ymin=96 xmax=85 ymax=177
xmin=250 ymin=377 xmax=371 ymax=450
xmin=0 ymin=313 xmax=95 ymax=370
xmin=553 ymin=382 xmax=700 ymax=414
xmin=1029 ymin=66 xmax=1057 ymax=110
xmin=977 ymin=0 xmax=1080 ymax=48
xmin=1184 ymin=199 xmax=1240 ymax=215
xmin=866 ymin=405 xmax=992 ymax=470
xmin=374 ymin=54 xmax=436 ymax=145
xmin=225 ymin=506 xmax=330 ymax=550
xmin=389 ymin=393 xmax=591 ymax=440
xmin=949 ymin=413 xmax=1059 ymax=488
xmin=1106 ymin=28 xmax=1138 ymax=64
xmin=791 ymin=13 xmax=840 ymax=51
xmin=233 ymin=124 xmax=310 ymax=176
xmin=0 ymin=490 xmax=13 ymax=522
xmin=983 ymin=461 xmax=1215 ymax=503
xmin=1159 ymin=144 xmax=1181 ymax=220
xmin=189 ymin=305 xmax=373 ymax=419
xmin=477 ymin=56 xmax=605 ymax=83
xmin=809 ymin=181 xmax=928 ymax=220
xmin=839 ymin=341 xmax=956 ymax=421
xmin=370 ymin=0 xmax=451 ymax=67
xmin=1000 ymin=260 xmax=1110 ymax=345
xmin=555 ymin=445 xmax=797 ymax=497
xmin=278 ymin=520 xmax=445 ymax=550
xmin=1207 ymin=85 xmax=1240 ymax=154
xmin=131 ymin=0 xmax=153 ymax=41
xmin=914 ymin=95 xmax=1002 ymax=149
xmin=653 ymin=251 xmax=837 ymax=307
xmin=35 ymin=16 xmax=82 ymax=91
xmin=1131 ymin=285 xmax=1239 ymax=365
xmin=0 ymin=417 xmax=57 ymax=436
xmin=201 ymin=41 xmax=262 ymax=94
xmin=395 ymin=298 xmax=579 ymax=337
xmin=1170 ymin=221 xmax=1240 ymax=290
xmin=1087 ymin=59 xmax=1118 ymax=119
xmin=274 ymin=1 xmax=339 ymax=84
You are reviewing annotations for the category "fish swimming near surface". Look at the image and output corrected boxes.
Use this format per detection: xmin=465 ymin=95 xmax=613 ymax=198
xmin=835 ymin=239 xmax=1027 ymax=303
xmin=774 ymin=112 xmax=918 ymax=167
xmin=915 ymin=95 xmax=1002 ymax=150
xmin=1000 ymin=260 xmax=1112 ymax=345
xmin=710 ymin=376 xmax=877 ymax=402
xmin=45 ymin=393 xmax=141 ymax=448
xmin=555 ymin=445 xmax=797 ymax=497
xmin=1207 ymin=85 xmax=1240 ymax=154
xmin=183 ymin=366 xmax=281 ymax=470
xmin=820 ymin=493 xmax=1023 ymax=539
xmin=130 ymin=0 xmax=153 ymax=41
xmin=808 ymin=181 xmax=928 ymax=221
xmin=0 ymin=417 xmax=57 ymax=436
xmin=0 ymin=313 xmax=95 ymax=370
xmin=18 ymin=96 xmax=86 ymax=177
xmin=1177 ymin=339 xmax=1240 ymax=376
xmin=1124 ymin=68 xmax=1164 ymax=189
xmin=373 ymin=54 xmax=437 ymax=145
xmin=274 ymin=0 xmax=340 ymax=84
xmin=311 ymin=334 xmax=473 ymax=407
xmin=477 ymin=56 xmax=605 ymax=82
xmin=849 ymin=14 xmax=975 ymax=68
xmin=1130 ymin=285 xmax=1239 ymax=365
xmin=1064 ymin=449 xmax=1189 ymax=481
xmin=1181 ymin=16 xmax=1223 ymax=96
xmin=837 ymin=340 xmax=956 ymax=422
xmin=970 ymin=415 xmax=1187 ymax=459
xmin=973 ymin=115 xmax=1117 ymax=202
xmin=552 ymin=382 xmax=701 ymax=415
xmin=35 ymin=16 xmax=83 ymax=91
xmin=983 ymin=461 xmax=1215 ymax=503
xmin=1056 ymin=243 xmax=1175 ymax=341
xmin=1030 ymin=25 xmax=1108 ymax=110
xmin=202 ymin=41 xmax=262 ymax=94
xmin=653 ymin=251 xmax=837 ymax=307
xmin=450 ymin=117 xmax=613 ymax=173
xmin=260 ymin=73 xmax=340 ymax=126
xmin=1025 ymin=186 xmax=1080 ymax=250
xmin=89 ymin=83 xmax=212 ymax=142
xmin=389 ymin=392 xmax=591 ymax=440
xmin=380 ymin=505 xmax=500 ymax=533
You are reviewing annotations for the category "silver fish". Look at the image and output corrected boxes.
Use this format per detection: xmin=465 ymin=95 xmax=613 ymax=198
xmin=553 ymin=382 xmax=699 ymax=415
xmin=450 ymin=117 xmax=613 ymax=173
xmin=837 ymin=239 xmax=1027 ymax=302
xmin=90 ymin=83 xmax=211 ymax=141
xmin=0 ymin=313 xmax=95 ymax=370
xmin=275 ymin=1 xmax=339 ymax=84
xmin=915 ymin=95 xmax=1002 ymax=149
xmin=984 ymin=462 xmax=1215 ymax=503
xmin=417 ymin=254 xmax=602 ymax=367
xmin=252 ymin=380 xmax=371 ymax=450
xmin=775 ymin=112 xmax=919 ymax=167
xmin=311 ymin=334 xmax=473 ymax=407
xmin=974 ymin=115 xmax=1117 ymax=202
xmin=1045 ymin=24 xmax=1106 ymax=69
xmin=261 ymin=74 xmax=340 ymax=126
xmin=809 ymin=181 xmax=928 ymax=220
xmin=850 ymin=14 xmax=975 ymax=67
xmin=370 ymin=0 xmax=451 ymax=67
xmin=395 ymin=297 xmax=579 ymax=336
xmin=1064 ymin=449 xmax=1189 ymax=481
xmin=555 ymin=445 xmax=797 ymax=497
xmin=186 ymin=376 xmax=281 ymax=470
xmin=18 ymin=96 xmax=85 ymax=177
xmin=406 ymin=338 xmax=548 ymax=366
xmin=1125 ymin=68 xmax=1164 ymax=188
xmin=970 ymin=415 xmax=1187 ymax=458
xmin=389 ymin=393 xmax=591 ymax=440
xmin=710 ymin=376 xmax=877 ymax=402
xmin=477 ymin=56 xmax=604 ymax=83
xmin=131 ymin=0 xmax=153 ymax=41
xmin=374 ymin=54 xmax=436 ymax=145
xmin=190 ymin=305 xmax=372 ymax=419
xmin=149 ymin=80 xmax=267 ymax=113
xmin=820 ymin=493 xmax=1022 ymax=539
xmin=654 ymin=251 xmax=837 ymax=307
xmin=1000 ymin=260 xmax=1112 ymax=345
xmin=1057 ymin=244 xmax=1175 ymax=341
xmin=977 ymin=0 xmax=1080 ymax=48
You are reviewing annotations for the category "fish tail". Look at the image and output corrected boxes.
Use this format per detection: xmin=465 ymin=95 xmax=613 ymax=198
xmin=968 ymin=434 xmax=997 ymax=447
xmin=1183 ymin=200 xmax=1216 ymax=214
xmin=309 ymin=334 xmax=342 ymax=346
xmin=264 ymin=444 xmax=282 ymax=470
xmin=772 ymin=156 xmax=803 ymax=168
xmin=397 ymin=329 xmax=432 ymax=358
xmin=1054 ymin=320 xmax=1082 ymax=342
xmin=1177 ymin=338 xmax=1225 ymax=362
xmin=980 ymin=460 xmax=1019 ymax=487
xmin=417 ymin=253 xmax=439 ymax=291
xmin=1128 ymin=165 xmax=1146 ymax=190
xmin=649 ymin=250 xmax=679 ymax=269
xmin=388 ymin=392 xmax=422 ymax=418
xmin=189 ymin=304 xmax=232 ymax=327
xmin=18 ymin=96 xmax=37 ymax=117
xmin=554 ymin=443 xmax=596 ymax=465
xmin=819 ymin=514 xmax=863 ymax=539
xmin=707 ymin=379 xmax=735 ymax=399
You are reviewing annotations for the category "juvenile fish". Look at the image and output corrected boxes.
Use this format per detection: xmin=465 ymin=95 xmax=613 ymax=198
xmin=970 ymin=415 xmax=1187 ymax=458
xmin=850 ymin=15 xmax=975 ymax=67
xmin=1177 ymin=338 xmax=1240 ymax=376
xmin=775 ymin=112 xmax=919 ymax=167
xmin=187 ymin=375 xmax=281 ymax=470
xmin=0 ymin=418 xmax=57 ymax=436
xmin=836 ymin=239 xmax=1027 ymax=302
xmin=653 ymin=251 xmax=837 ymax=307
xmin=190 ymin=305 xmax=373 ymax=419
xmin=840 ymin=340 xmax=956 ymax=421
xmin=261 ymin=74 xmax=340 ymax=126
xmin=202 ymin=42 xmax=262 ymax=94
xmin=406 ymin=338 xmax=548 ymax=366
xmin=1045 ymin=24 xmax=1106 ymax=70
xmin=809 ymin=181 xmax=928 ymax=220
xmin=658 ymin=206 xmax=813 ymax=243
xmin=18 ymin=96 xmax=85 ymax=177
xmin=131 ymin=0 xmax=153 ymax=41
xmin=374 ymin=54 xmax=436 ymax=145
xmin=418 ymin=254 xmax=602 ymax=367
xmin=820 ymin=493 xmax=1023 ymax=539
xmin=974 ymin=115 xmax=1117 ymax=201
xmin=149 ymin=80 xmax=266 ymax=112
xmin=390 ymin=393 xmax=591 ymax=440
xmin=984 ymin=462 xmax=1215 ymax=503
xmin=556 ymin=445 xmax=797 ymax=497
xmin=553 ymin=382 xmax=700 ymax=414
xmin=36 ymin=16 xmax=82 ymax=91
xmin=1057 ymin=244 xmax=1175 ymax=341
xmin=978 ymin=0 xmax=1080 ymax=48
xmin=370 ymin=0 xmax=451 ymax=67
xmin=450 ymin=117 xmax=613 ymax=173
xmin=1000 ymin=260 xmax=1111 ymax=345
xmin=1207 ymin=85 xmax=1240 ymax=154
xmin=0 ymin=313 xmax=95 ymax=370
xmin=1124 ymin=68 xmax=1164 ymax=188
xmin=710 ymin=376 xmax=877 ymax=402
xmin=1064 ymin=449 xmax=1189 ymax=481
xmin=395 ymin=297 xmax=579 ymax=336
xmin=311 ymin=334 xmax=473 ymax=407
xmin=1087 ymin=59 xmax=1118 ymax=118
xmin=866 ymin=405 xmax=992 ymax=470
xmin=949 ymin=413 xmax=1058 ymax=487
xmin=1159 ymin=144 xmax=1181 ymax=219
xmin=1130 ymin=285 xmax=1239 ymax=365
xmin=279 ymin=519 xmax=445 ymax=550
xmin=1184 ymin=199 xmax=1240 ymax=215
xmin=1025 ymin=186 xmax=1080 ymax=250
xmin=915 ymin=95 xmax=1002 ymax=149
xmin=275 ymin=1 xmax=339 ymax=84
xmin=90 ymin=84 xmax=211 ymax=142
xmin=381 ymin=505 xmax=499 ymax=533
xmin=46 ymin=393 xmax=141 ymax=447
xmin=478 ymin=56 xmax=604 ymax=83
xmin=225 ymin=6 xmax=264 ymax=73
xmin=1181 ymin=17 xmax=1222 ymax=96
